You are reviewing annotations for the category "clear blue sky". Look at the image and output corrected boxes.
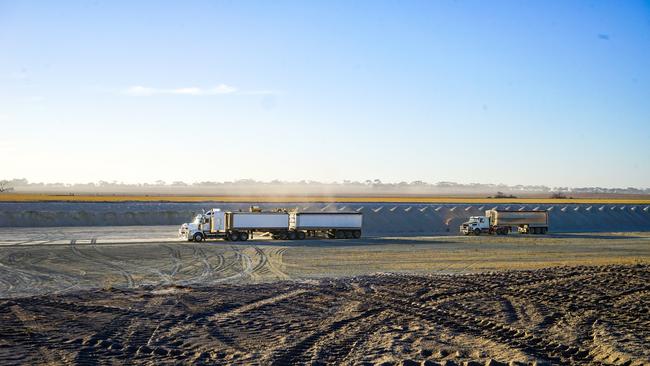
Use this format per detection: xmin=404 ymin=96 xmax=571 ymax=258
xmin=1 ymin=1 xmax=649 ymax=187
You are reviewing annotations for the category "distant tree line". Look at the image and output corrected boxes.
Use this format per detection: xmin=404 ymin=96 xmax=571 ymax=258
xmin=1 ymin=178 xmax=648 ymax=196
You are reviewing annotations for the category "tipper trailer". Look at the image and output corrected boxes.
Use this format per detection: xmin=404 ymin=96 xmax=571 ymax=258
xmin=179 ymin=208 xmax=363 ymax=242
xmin=290 ymin=212 xmax=363 ymax=239
xmin=460 ymin=209 xmax=549 ymax=235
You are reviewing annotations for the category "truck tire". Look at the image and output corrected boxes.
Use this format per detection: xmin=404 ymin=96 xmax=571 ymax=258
xmin=344 ymin=231 xmax=353 ymax=239
xmin=288 ymin=231 xmax=297 ymax=240
xmin=352 ymin=230 xmax=362 ymax=239
xmin=228 ymin=232 xmax=240 ymax=241
xmin=279 ymin=232 xmax=288 ymax=240
xmin=473 ymin=228 xmax=481 ymax=236
xmin=239 ymin=232 xmax=249 ymax=241
xmin=335 ymin=230 xmax=345 ymax=239
xmin=297 ymin=231 xmax=306 ymax=240
xmin=193 ymin=233 xmax=204 ymax=242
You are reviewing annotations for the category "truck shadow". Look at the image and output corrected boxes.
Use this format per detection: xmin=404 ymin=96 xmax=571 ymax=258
xmin=545 ymin=233 xmax=647 ymax=240
xmin=202 ymin=232 xmax=649 ymax=248
xmin=234 ymin=236 xmax=457 ymax=248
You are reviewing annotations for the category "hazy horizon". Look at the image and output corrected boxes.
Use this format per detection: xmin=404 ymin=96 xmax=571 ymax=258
xmin=2 ymin=1 xmax=649 ymax=187
xmin=2 ymin=177 xmax=648 ymax=194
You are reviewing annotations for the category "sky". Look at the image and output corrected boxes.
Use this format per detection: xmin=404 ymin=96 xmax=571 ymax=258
xmin=1 ymin=0 xmax=649 ymax=187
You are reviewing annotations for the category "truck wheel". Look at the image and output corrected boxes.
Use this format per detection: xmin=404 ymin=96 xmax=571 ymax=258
xmin=352 ymin=230 xmax=362 ymax=239
xmin=279 ymin=232 xmax=288 ymax=240
xmin=327 ymin=232 xmax=335 ymax=239
xmin=193 ymin=233 xmax=204 ymax=242
xmin=473 ymin=228 xmax=481 ymax=236
xmin=239 ymin=232 xmax=249 ymax=241
xmin=335 ymin=231 xmax=345 ymax=239
xmin=297 ymin=231 xmax=306 ymax=240
xmin=343 ymin=231 xmax=352 ymax=239
xmin=288 ymin=231 xmax=297 ymax=240
xmin=228 ymin=232 xmax=240 ymax=241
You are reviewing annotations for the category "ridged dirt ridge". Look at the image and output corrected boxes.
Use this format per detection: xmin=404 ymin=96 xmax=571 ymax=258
xmin=0 ymin=264 xmax=648 ymax=366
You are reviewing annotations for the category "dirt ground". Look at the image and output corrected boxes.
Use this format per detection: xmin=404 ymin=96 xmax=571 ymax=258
xmin=1 ymin=265 xmax=648 ymax=365
xmin=0 ymin=227 xmax=649 ymax=297
xmin=0 ymin=228 xmax=649 ymax=365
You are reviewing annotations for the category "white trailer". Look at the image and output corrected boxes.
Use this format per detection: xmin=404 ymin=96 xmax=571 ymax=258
xmin=208 ymin=211 xmax=289 ymax=241
xmin=224 ymin=212 xmax=289 ymax=231
xmin=290 ymin=212 xmax=363 ymax=239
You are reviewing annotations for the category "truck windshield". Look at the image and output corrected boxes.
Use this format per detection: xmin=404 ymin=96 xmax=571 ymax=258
xmin=192 ymin=215 xmax=202 ymax=225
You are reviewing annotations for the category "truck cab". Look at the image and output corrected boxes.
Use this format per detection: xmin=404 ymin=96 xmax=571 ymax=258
xmin=460 ymin=216 xmax=490 ymax=235
xmin=179 ymin=209 xmax=218 ymax=242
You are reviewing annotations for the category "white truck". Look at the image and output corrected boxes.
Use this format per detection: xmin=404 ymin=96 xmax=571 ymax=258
xmin=179 ymin=209 xmax=363 ymax=242
xmin=460 ymin=209 xmax=549 ymax=235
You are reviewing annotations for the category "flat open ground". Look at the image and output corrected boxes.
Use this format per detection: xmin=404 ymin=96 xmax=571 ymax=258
xmin=0 ymin=228 xmax=649 ymax=365
xmin=0 ymin=227 xmax=649 ymax=297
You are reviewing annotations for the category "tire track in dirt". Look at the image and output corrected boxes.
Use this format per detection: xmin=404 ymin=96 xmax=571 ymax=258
xmin=198 ymin=251 xmax=242 ymax=284
xmin=339 ymin=271 xmax=616 ymax=364
xmin=498 ymin=296 xmax=519 ymax=324
xmin=0 ymin=303 xmax=53 ymax=365
xmin=69 ymin=240 xmax=135 ymax=288
xmin=10 ymin=250 xmax=82 ymax=296
xmin=89 ymin=242 xmax=193 ymax=286
xmin=208 ymin=246 xmax=254 ymax=283
xmin=0 ymin=262 xmax=43 ymax=296
xmin=0 ymin=252 xmax=81 ymax=296
xmin=162 ymin=245 xmax=182 ymax=279
xmin=248 ymin=247 xmax=268 ymax=280
xmin=176 ymin=245 xmax=213 ymax=285
xmin=268 ymin=307 xmax=383 ymax=365
xmin=254 ymin=246 xmax=290 ymax=280
xmin=75 ymin=312 xmax=141 ymax=363
xmin=209 ymin=289 xmax=310 ymax=322
xmin=261 ymin=283 xmax=388 ymax=365
xmin=310 ymin=310 xmax=395 ymax=364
